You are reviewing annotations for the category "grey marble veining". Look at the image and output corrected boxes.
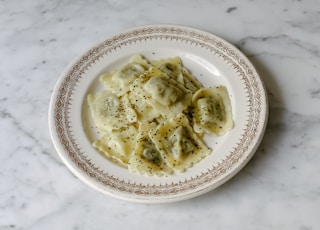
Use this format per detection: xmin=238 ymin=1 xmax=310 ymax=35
xmin=1 ymin=0 xmax=320 ymax=229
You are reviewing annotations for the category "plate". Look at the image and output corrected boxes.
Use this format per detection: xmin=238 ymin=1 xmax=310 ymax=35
xmin=49 ymin=25 xmax=268 ymax=203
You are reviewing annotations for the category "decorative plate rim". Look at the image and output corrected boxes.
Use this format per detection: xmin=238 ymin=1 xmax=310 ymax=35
xmin=49 ymin=24 xmax=268 ymax=203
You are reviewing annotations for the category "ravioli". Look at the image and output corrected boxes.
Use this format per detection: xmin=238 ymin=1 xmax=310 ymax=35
xmin=192 ymin=86 xmax=233 ymax=135
xmin=87 ymin=91 xmax=137 ymax=132
xmin=130 ymin=67 xmax=193 ymax=119
xmin=151 ymin=57 xmax=202 ymax=93
xmin=93 ymin=125 xmax=138 ymax=167
xmin=149 ymin=114 xmax=211 ymax=172
xmin=128 ymin=122 xmax=173 ymax=176
xmin=87 ymin=55 xmax=234 ymax=176
xmin=127 ymin=92 xmax=160 ymax=122
xmin=181 ymin=67 xmax=203 ymax=93
xmin=151 ymin=57 xmax=184 ymax=84
xmin=100 ymin=55 xmax=150 ymax=96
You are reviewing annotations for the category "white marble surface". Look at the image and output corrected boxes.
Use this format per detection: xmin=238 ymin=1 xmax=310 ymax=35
xmin=1 ymin=0 xmax=320 ymax=229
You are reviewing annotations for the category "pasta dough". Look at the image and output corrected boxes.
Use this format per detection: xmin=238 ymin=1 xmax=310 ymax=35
xmin=93 ymin=125 xmax=138 ymax=167
xmin=87 ymin=91 xmax=137 ymax=132
xmin=192 ymin=86 xmax=233 ymax=135
xmin=127 ymin=92 xmax=161 ymax=122
xmin=130 ymin=67 xmax=193 ymax=119
xmin=128 ymin=122 xmax=173 ymax=176
xmin=149 ymin=114 xmax=211 ymax=172
xmin=100 ymin=55 xmax=150 ymax=96
xmin=150 ymin=57 xmax=202 ymax=93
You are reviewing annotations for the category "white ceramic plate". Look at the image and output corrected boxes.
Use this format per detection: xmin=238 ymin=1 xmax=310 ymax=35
xmin=49 ymin=25 xmax=268 ymax=203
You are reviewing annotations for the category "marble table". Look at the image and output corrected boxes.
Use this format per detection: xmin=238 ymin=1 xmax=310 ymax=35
xmin=1 ymin=0 xmax=319 ymax=229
